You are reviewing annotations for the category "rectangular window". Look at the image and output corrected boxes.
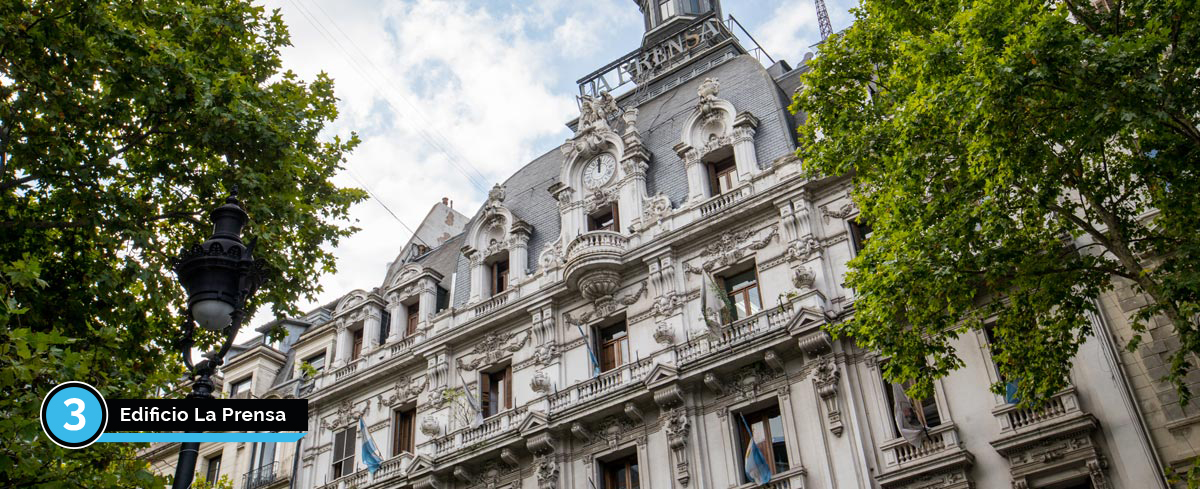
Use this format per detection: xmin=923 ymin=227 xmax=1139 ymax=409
xmin=658 ymin=0 xmax=677 ymax=23
xmin=480 ymin=364 xmax=513 ymax=418
xmin=850 ymin=217 xmax=872 ymax=253
xmin=392 ymin=408 xmax=415 ymax=456
xmin=406 ymin=304 xmax=420 ymax=336
xmin=379 ymin=311 xmax=391 ymax=345
xmin=881 ymin=373 xmax=942 ymax=438
xmin=229 ymin=377 xmax=251 ymax=397
xmin=331 ymin=426 xmax=357 ymax=479
xmin=601 ymin=453 xmax=640 ymax=489
xmin=722 ymin=267 xmax=762 ymax=320
xmin=598 ymin=321 xmax=630 ymax=373
xmin=491 ymin=260 xmax=510 ymax=296
xmin=436 ymin=286 xmax=450 ymax=313
xmin=686 ymin=0 xmax=702 ymax=13
xmin=351 ymin=329 xmax=363 ymax=360
xmin=304 ymin=353 xmax=325 ymax=373
xmin=983 ymin=324 xmax=1020 ymax=403
xmin=736 ymin=405 xmax=789 ymax=481
xmin=706 ymin=156 xmax=737 ymax=195
xmin=588 ymin=204 xmax=620 ymax=232
xmin=204 ymin=454 xmax=222 ymax=484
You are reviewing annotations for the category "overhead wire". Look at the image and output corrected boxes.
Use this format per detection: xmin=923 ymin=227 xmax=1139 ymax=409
xmin=285 ymin=0 xmax=493 ymax=193
xmin=299 ymin=0 xmax=492 ymax=189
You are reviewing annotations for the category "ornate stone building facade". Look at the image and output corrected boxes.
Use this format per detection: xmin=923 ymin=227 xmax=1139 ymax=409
xmin=145 ymin=1 xmax=1197 ymax=488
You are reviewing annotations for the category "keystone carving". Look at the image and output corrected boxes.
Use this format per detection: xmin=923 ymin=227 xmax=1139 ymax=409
xmin=815 ymin=360 xmax=844 ymax=436
xmin=456 ymin=330 xmax=530 ymax=371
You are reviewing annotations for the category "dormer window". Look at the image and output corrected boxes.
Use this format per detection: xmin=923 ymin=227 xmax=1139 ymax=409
xmin=658 ymin=0 xmax=678 ymax=23
xmin=491 ymin=259 xmax=510 ymax=296
xmin=588 ymin=204 xmax=620 ymax=232
xmin=406 ymin=303 xmax=420 ymax=336
xmin=706 ymin=154 xmax=736 ymax=195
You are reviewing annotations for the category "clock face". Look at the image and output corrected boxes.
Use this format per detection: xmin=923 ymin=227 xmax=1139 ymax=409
xmin=583 ymin=153 xmax=617 ymax=189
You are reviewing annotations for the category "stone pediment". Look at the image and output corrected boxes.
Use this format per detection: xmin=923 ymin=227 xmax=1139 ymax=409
xmin=786 ymin=306 xmax=829 ymax=336
xmin=406 ymin=454 xmax=436 ymax=477
xmin=518 ymin=409 xmax=549 ymax=435
xmin=642 ymin=362 xmax=678 ymax=390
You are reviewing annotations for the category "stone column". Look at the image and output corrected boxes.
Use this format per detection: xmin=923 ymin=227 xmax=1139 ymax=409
xmin=619 ymin=132 xmax=651 ymax=232
xmin=732 ymin=112 xmax=760 ymax=182
xmin=364 ymin=306 xmax=382 ymax=350
xmin=509 ymin=221 xmax=532 ymax=283
xmin=418 ymin=278 xmax=437 ymax=332
xmin=334 ymin=322 xmax=352 ymax=367
xmin=464 ymin=246 xmax=484 ymax=303
xmin=386 ymin=296 xmax=404 ymax=343
xmin=675 ymin=143 xmax=709 ymax=204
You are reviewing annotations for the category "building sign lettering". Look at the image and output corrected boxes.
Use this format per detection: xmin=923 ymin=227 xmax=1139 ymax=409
xmin=577 ymin=15 xmax=731 ymax=98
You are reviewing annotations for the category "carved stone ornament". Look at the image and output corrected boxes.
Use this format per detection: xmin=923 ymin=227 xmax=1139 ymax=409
xmin=564 ymin=91 xmax=620 ymax=159
xmin=531 ymin=369 xmax=552 ymax=394
xmin=651 ymin=291 xmax=684 ymax=318
xmin=321 ymin=399 xmax=368 ymax=430
xmin=565 ymin=281 xmax=648 ymax=325
xmin=820 ymin=201 xmax=856 ymax=223
xmin=486 ymin=184 xmax=507 ymax=210
xmin=586 ymin=186 xmax=618 ymax=213
xmin=638 ymin=193 xmax=673 ymax=230
xmin=533 ymin=342 xmax=559 ymax=366
xmin=456 ymin=330 xmax=531 ymax=371
xmin=729 ymin=363 xmax=775 ymax=400
xmin=664 ymin=407 xmax=690 ymax=450
xmin=787 ymin=235 xmax=821 ymax=262
xmin=622 ymin=107 xmax=639 ymax=130
xmin=814 ymin=360 xmax=844 ymax=436
xmin=654 ymin=322 xmax=675 ymax=345
xmin=538 ymin=239 xmax=564 ymax=271
xmin=792 ymin=266 xmax=816 ymax=290
xmin=378 ymin=375 xmax=429 ymax=408
xmin=420 ymin=416 xmax=441 ymax=437
xmin=686 ymin=226 xmax=779 ymax=273
xmin=597 ymin=415 xmax=634 ymax=448
xmin=536 ymin=455 xmax=559 ymax=489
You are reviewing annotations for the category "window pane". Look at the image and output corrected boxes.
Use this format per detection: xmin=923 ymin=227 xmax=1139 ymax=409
xmin=630 ymin=461 xmax=640 ymax=488
xmin=769 ymin=414 xmax=788 ymax=472
xmin=747 ymin=285 xmax=762 ymax=315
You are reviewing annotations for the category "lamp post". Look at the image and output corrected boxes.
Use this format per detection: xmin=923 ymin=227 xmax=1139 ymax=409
xmin=170 ymin=189 xmax=268 ymax=489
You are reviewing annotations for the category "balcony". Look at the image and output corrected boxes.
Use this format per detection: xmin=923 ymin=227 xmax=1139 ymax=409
xmin=735 ymin=467 xmax=807 ymax=489
xmin=242 ymin=461 xmax=286 ymax=489
xmin=563 ymin=231 xmax=629 ymax=298
xmin=989 ymin=388 xmax=1104 ymax=486
xmin=876 ymin=424 xmax=974 ymax=489
xmin=699 ymin=184 xmax=752 ymax=218
xmin=675 ymin=305 xmax=796 ymax=367
xmin=547 ymin=358 xmax=654 ymax=414
xmin=420 ymin=407 xmax=527 ymax=459
xmin=473 ymin=288 xmax=513 ymax=319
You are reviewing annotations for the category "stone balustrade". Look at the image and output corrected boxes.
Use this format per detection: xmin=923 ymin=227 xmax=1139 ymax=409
xmin=699 ymin=184 xmax=752 ymax=217
xmin=547 ymin=358 xmax=654 ymax=413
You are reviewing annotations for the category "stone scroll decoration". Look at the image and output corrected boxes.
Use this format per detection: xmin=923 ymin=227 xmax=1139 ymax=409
xmin=684 ymin=226 xmax=778 ymax=274
xmin=563 ymin=281 xmax=648 ymax=327
xmin=654 ymin=384 xmax=692 ymax=487
xmin=455 ymin=330 xmax=530 ymax=372
xmin=377 ymin=374 xmax=428 ymax=409
xmin=813 ymin=360 xmax=844 ymax=437
xmin=321 ymin=399 xmax=368 ymax=430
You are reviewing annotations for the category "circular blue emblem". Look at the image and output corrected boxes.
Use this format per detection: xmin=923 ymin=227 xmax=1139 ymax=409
xmin=41 ymin=381 xmax=108 ymax=448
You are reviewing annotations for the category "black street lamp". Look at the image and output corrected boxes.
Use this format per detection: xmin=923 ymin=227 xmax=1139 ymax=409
xmin=170 ymin=189 xmax=268 ymax=489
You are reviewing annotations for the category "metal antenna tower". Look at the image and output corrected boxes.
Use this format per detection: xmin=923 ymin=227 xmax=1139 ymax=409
xmin=815 ymin=0 xmax=833 ymax=40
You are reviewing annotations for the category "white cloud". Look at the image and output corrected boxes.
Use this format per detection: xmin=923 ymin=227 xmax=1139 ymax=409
xmin=755 ymin=1 xmax=821 ymax=68
xmin=242 ymin=0 xmax=858 ymax=335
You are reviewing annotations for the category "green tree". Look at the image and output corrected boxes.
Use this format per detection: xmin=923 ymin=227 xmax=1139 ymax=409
xmin=791 ymin=0 xmax=1199 ymax=406
xmin=0 ymin=0 xmax=365 ymax=485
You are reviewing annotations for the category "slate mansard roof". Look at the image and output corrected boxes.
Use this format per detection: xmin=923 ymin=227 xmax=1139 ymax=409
xmin=450 ymin=53 xmax=801 ymax=307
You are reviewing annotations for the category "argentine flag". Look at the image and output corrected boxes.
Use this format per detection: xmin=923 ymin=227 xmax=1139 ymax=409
xmin=360 ymin=417 xmax=384 ymax=475
xmin=739 ymin=414 xmax=772 ymax=486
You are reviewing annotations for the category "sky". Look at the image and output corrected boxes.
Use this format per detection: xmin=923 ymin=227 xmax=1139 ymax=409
xmin=246 ymin=0 xmax=859 ymax=333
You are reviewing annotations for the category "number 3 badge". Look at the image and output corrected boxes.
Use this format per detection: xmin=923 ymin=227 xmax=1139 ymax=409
xmin=41 ymin=381 xmax=108 ymax=448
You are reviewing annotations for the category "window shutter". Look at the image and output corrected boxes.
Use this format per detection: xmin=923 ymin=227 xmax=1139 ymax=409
xmin=504 ymin=366 xmax=514 ymax=409
xmin=480 ymin=372 xmax=491 ymax=415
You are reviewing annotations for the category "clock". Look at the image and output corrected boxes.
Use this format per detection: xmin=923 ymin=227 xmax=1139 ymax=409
xmin=583 ymin=153 xmax=617 ymax=189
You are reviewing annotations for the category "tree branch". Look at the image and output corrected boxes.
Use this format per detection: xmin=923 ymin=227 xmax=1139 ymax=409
xmin=0 ymin=174 xmax=39 ymax=192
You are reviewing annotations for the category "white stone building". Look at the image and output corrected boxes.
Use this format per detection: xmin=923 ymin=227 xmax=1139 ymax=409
xmin=144 ymin=1 xmax=1199 ymax=488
